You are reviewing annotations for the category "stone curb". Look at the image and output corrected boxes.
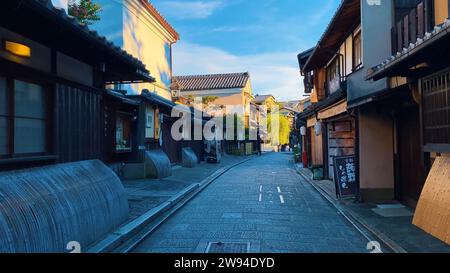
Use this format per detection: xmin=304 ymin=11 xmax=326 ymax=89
xmin=86 ymin=155 xmax=256 ymax=253
xmin=293 ymin=163 xmax=408 ymax=254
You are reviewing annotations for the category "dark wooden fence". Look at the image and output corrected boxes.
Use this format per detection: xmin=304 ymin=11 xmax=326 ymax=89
xmin=54 ymin=83 xmax=103 ymax=163
xmin=161 ymin=116 xmax=182 ymax=163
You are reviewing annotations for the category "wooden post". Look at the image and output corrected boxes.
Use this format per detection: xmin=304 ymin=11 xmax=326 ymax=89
xmin=410 ymin=9 xmax=417 ymax=43
xmin=424 ymin=0 xmax=434 ymax=32
xmin=404 ymin=15 xmax=410 ymax=48
xmin=448 ymin=0 xmax=450 ymax=19
xmin=397 ymin=20 xmax=403 ymax=50
xmin=418 ymin=2 xmax=425 ymax=37
xmin=391 ymin=27 xmax=397 ymax=54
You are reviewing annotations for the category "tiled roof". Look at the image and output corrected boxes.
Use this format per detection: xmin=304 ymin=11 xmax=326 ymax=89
xmin=280 ymin=100 xmax=300 ymax=108
xmin=32 ymin=0 xmax=150 ymax=76
xmin=367 ymin=19 xmax=450 ymax=80
xmin=173 ymin=73 xmax=250 ymax=91
xmin=253 ymin=95 xmax=275 ymax=104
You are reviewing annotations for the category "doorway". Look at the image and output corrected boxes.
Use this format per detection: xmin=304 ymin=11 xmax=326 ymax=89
xmin=397 ymin=105 xmax=426 ymax=208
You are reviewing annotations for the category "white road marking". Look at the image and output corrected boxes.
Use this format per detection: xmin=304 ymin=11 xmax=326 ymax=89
xmin=259 ymin=185 xmax=263 ymax=192
xmin=277 ymin=186 xmax=281 ymax=193
xmin=279 ymin=194 xmax=285 ymax=204
xmin=259 ymin=193 xmax=262 ymax=202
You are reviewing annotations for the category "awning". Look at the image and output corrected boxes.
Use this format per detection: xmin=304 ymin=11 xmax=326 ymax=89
xmin=318 ymin=99 xmax=347 ymax=120
xmin=105 ymin=90 xmax=140 ymax=106
xmin=297 ymin=90 xmax=346 ymax=120
xmin=367 ymin=19 xmax=450 ymax=81
xmin=1 ymin=0 xmax=154 ymax=83
xmin=138 ymin=90 xmax=177 ymax=110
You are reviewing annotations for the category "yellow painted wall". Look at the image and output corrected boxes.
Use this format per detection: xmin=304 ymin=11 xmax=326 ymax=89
xmin=181 ymin=79 xmax=253 ymax=116
xmin=122 ymin=0 xmax=177 ymax=99
xmin=434 ymin=0 xmax=449 ymax=25
xmin=91 ymin=0 xmax=178 ymax=98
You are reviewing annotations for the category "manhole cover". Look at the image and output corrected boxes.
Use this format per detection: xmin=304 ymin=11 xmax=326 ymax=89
xmin=205 ymin=242 xmax=250 ymax=253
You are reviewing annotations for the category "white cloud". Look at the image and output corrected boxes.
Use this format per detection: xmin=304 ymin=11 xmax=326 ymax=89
xmin=157 ymin=1 xmax=223 ymax=20
xmin=172 ymin=42 xmax=305 ymax=101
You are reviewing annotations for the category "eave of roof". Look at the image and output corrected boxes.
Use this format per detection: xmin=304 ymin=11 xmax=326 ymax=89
xmin=3 ymin=0 xmax=153 ymax=83
xmin=139 ymin=0 xmax=180 ymax=42
xmin=297 ymin=90 xmax=346 ymax=120
xmin=105 ymin=89 xmax=141 ymax=106
xmin=302 ymin=0 xmax=360 ymax=73
xmin=366 ymin=19 xmax=450 ymax=81
xmin=253 ymin=95 xmax=276 ymax=103
xmin=139 ymin=90 xmax=176 ymax=109
xmin=297 ymin=47 xmax=315 ymax=70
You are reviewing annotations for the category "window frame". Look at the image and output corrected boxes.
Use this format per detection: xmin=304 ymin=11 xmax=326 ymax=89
xmin=325 ymin=56 xmax=341 ymax=96
xmin=115 ymin=111 xmax=133 ymax=153
xmin=352 ymin=30 xmax=362 ymax=72
xmin=0 ymin=74 xmax=51 ymax=159
xmin=145 ymin=105 xmax=155 ymax=139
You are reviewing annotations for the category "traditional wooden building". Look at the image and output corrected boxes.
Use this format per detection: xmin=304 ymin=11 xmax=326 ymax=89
xmin=367 ymin=0 xmax=450 ymax=207
xmin=297 ymin=0 xmax=361 ymax=184
xmin=0 ymin=0 xmax=156 ymax=252
xmin=0 ymin=0 xmax=153 ymax=171
xmin=90 ymin=0 xmax=198 ymax=166
xmin=298 ymin=0 xmax=450 ymax=208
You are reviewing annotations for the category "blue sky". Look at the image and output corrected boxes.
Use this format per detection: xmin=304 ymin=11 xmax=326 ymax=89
xmin=152 ymin=0 xmax=341 ymax=101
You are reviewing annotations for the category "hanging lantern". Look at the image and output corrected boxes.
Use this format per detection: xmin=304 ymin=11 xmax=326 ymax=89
xmin=300 ymin=126 xmax=306 ymax=136
xmin=314 ymin=121 xmax=322 ymax=136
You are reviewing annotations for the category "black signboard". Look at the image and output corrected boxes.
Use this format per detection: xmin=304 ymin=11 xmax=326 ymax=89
xmin=333 ymin=155 xmax=358 ymax=198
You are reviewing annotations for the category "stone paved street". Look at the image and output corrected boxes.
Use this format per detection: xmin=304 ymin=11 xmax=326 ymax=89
xmin=123 ymin=155 xmax=248 ymax=222
xmin=133 ymin=153 xmax=369 ymax=253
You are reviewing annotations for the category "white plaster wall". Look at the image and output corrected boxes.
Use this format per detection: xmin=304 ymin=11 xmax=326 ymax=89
xmin=91 ymin=0 xmax=175 ymax=99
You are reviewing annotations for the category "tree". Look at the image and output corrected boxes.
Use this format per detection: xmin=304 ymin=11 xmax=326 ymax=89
xmin=202 ymin=96 xmax=219 ymax=106
xmin=68 ymin=0 xmax=102 ymax=25
xmin=267 ymin=113 xmax=291 ymax=146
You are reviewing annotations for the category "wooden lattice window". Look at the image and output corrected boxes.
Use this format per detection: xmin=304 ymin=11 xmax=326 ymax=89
xmin=421 ymin=68 xmax=450 ymax=153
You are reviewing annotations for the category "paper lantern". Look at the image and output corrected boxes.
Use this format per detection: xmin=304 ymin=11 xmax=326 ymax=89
xmin=300 ymin=126 xmax=306 ymax=136
xmin=314 ymin=121 xmax=322 ymax=136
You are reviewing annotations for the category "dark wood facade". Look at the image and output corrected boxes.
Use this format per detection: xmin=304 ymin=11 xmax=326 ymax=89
xmin=0 ymin=0 xmax=152 ymax=170
xmin=326 ymin=116 xmax=356 ymax=180
xmin=55 ymin=83 xmax=103 ymax=163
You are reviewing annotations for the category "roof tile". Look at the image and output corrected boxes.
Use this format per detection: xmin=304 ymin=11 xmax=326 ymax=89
xmin=173 ymin=72 xmax=250 ymax=91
